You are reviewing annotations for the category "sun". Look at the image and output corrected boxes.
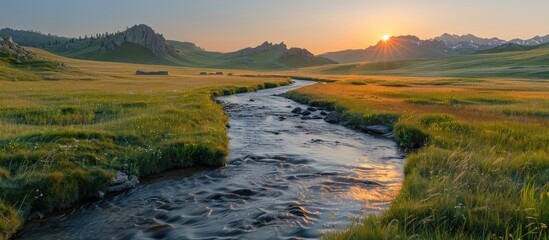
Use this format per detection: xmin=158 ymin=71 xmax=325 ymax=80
xmin=382 ymin=35 xmax=390 ymax=41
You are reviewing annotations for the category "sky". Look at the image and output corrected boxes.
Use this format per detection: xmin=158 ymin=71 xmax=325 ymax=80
xmin=1 ymin=0 xmax=548 ymax=54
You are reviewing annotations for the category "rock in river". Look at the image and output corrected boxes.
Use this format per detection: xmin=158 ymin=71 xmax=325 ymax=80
xmin=307 ymin=107 xmax=317 ymax=112
xmin=301 ymin=111 xmax=311 ymax=116
xmin=324 ymin=112 xmax=340 ymax=123
xmin=291 ymin=107 xmax=302 ymax=114
xmin=361 ymin=125 xmax=389 ymax=134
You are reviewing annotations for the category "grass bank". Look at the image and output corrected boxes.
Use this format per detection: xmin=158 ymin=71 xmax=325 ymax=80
xmin=287 ymin=77 xmax=549 ymax=239
xmin=0 ymin=50 xmax=291 ymax=239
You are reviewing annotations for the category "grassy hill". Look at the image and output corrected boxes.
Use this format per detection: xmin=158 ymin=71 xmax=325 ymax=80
xmin=0 ymin=28 xmax=69 ymax=48
xmin=314 ymin=43 xmax=549 ymax=79
xmin=475 ymin=42 xmax=549 ymax=54
xmin=1 ymin=27 xmax=335 ymax=70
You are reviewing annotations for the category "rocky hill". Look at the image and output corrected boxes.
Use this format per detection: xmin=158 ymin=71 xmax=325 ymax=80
xmin=101 ymin=24 xmax=175 ymax=57
xmin=239 ymin=41 xmax=288 ymax=56
xmin=278 ymin=47 xmax=336 ymax=67
xmin=0 ymin=35 xmax=35 ymax=60
xmin=0 ymin=26 xmax=336 ymax=69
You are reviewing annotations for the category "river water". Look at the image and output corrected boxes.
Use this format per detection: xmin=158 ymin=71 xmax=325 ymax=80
xmin=18 ymin=80 xmax=404 ymax=239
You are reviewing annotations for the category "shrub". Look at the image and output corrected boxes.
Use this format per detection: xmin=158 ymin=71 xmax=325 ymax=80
xmin=0 ymin=167 xmax=9 ymax=180
xmin=0 ymin=200 xmax=21 ymax=240
xmin=264 ymin=82 xmax=278 ymax=89
xmin=394 ymin=123 xmax=429 ymax=150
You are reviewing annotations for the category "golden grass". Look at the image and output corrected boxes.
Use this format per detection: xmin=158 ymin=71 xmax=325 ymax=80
xmin=286 ymin=76 xmax=549 ymax=239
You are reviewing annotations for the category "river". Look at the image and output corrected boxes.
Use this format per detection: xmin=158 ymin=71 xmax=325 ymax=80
xmin=18 ymin=80 xmax=404 ymax=239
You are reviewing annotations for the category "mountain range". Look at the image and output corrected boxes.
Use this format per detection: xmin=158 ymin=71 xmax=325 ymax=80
xmin=321 ymin=33 xmax=549 ymax=63
xmin=0 ymin=24 xmax=335 ymax=69
xmin=1 ymin=25 xmax=548 ymax=67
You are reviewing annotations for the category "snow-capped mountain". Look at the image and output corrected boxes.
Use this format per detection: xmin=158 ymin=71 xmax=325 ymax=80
xmin=434 ymin=33 xmax=549 ymax=50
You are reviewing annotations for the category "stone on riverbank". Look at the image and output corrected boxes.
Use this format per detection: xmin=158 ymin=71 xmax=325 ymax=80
xmin=324 ymin=112 xmax=340 ymax=123
xmin=108 ymin=171 xmax=139 ymax=192
xmin=361 ymin=125 xmax=389 ymax=134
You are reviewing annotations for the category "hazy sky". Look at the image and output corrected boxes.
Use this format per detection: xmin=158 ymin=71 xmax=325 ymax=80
xmin=1 ymin=0 xmax=548 ymax=54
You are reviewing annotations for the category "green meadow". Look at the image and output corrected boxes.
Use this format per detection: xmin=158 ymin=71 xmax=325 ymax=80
xmin=0 ymin=49 xmax=290 ymax=238
xmin=285 ymin=73 xmax=549 ymax=239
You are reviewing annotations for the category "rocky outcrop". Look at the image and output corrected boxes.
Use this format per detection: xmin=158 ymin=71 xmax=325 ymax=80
xmin=101 ymin=24 xmax=175 ymax=57
xmin=279 ymin=48 xmax=315 ymax=62
xmin=239 ymin=41 xmax=288 ymax=56
xmin=0 ymin=36 xmax=35 ymax=60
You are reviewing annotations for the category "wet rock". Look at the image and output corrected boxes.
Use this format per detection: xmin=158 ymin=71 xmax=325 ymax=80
xmin=301 ymin=116 xmax=312 ymax=120
xmin=291 ymin=107 xmax=302 ymax=114
xmin=319 ymin=111 xmax=328 ymax=116
xmin=311 ymin=115 xmax=323 ymax=120
xmin=361 ymin=125 xmax=389 ymax=134
xmin=231 ymin=189 xmax=256 ymax=196
xmin=27 ymin=211 xmax=45 ymax=220
xmin=249 ymin=98 xmax=255 ymax=102
xmin=108 ymin=172 xmax=139 ymax=192
xmin=226 ymin=123 xmax=231 ymax=128
xmin=111 ymin=171 xmax=128 ymax=185
xmin=145 ymin=224 xmax=172 ymax=233
xmin=301 ymin=111 xmax=311 ymax=116
xmin=306 ymin=107 xmax=317 ymax=112
xmin=383 ymin=132 xmax=395 ymax=139
xmin=324 ymin=112 xmax=340 ymax=123
xmin=97 ymin=191 xmax=105 ymax=198
xmin=278 ymin=116 xmax=287 ymax=121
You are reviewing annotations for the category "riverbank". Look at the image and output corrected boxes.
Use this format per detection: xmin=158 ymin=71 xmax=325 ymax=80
xmin=0 ymin=69 xmax=291 ymax=239
xmin=286 ymin=77 xmax=549 ymax=239
xmin=16 ymin=80 xmax=404 ymax=239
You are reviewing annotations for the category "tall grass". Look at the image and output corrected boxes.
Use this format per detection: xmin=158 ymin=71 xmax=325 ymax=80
xmin=0 ymin=60 xmax=291 ymax=238
xmin=288 ymin=78 xmax=549 ymax=239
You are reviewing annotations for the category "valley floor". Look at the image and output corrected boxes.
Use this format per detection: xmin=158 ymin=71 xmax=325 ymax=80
xmin=0 ymin=49 xmax=290 ymax=238
xmin=1 ymin=47 xmax=548 ymax=239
